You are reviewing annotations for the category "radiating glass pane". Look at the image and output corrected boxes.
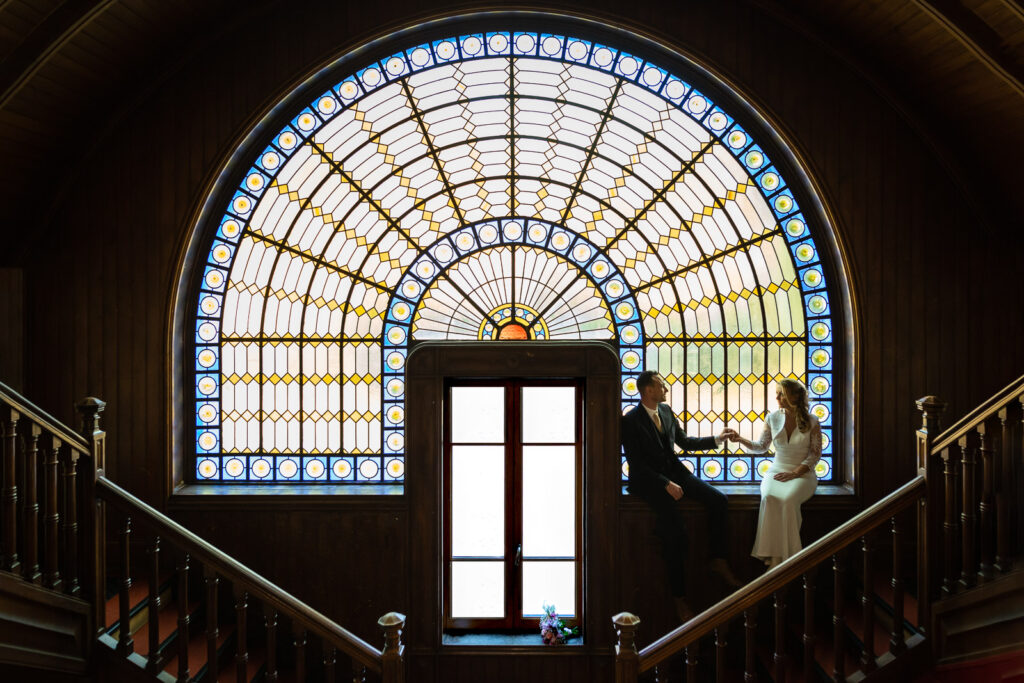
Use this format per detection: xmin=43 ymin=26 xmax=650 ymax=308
xmin=522 ymin=446 xmax=575 ymax=557
xmin=451 ymin=561 xmax=505 ymax=618
xmin=522 ymin=561 xmax=575 ymax=618
xmin=521 ymin=386 xmax=576 ymax=443
xmin=451 ymin=445 xmax=504 ymax=557
xmin=451 ymin=386 xmax=504 ymax=443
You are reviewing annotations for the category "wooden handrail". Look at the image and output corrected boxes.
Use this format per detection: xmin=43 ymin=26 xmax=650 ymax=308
xmin=96 ymin=476 xmax=384 ymax=673
xmin=637 ymin=475 xmax=926 ymax=672
xmin=0 ymin=379 xmax=90 ymax=453
xmin=932 ymin=373 xmax=1024 ymax=454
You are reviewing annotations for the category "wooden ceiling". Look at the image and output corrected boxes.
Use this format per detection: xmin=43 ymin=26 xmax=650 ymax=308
xmin=0 ymin=0 xmax=1020 ymax=265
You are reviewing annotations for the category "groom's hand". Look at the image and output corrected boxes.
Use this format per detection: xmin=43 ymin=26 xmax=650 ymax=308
xmin=665 ymin=481 xmax=684 ymax=500
xmin=718 ymin=427 xmax=738 ymax=442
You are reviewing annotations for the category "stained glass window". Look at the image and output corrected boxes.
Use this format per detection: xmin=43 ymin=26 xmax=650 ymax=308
xmin=192 ymin=31 xmax=836 ymax=484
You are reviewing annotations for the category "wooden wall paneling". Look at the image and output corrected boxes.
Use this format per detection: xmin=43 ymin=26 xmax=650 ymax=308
xmin=0 ymin=267 xmax=23 ymax=390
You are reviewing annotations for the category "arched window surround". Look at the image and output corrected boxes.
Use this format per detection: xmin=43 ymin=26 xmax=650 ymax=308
xmin=169 ymin=12 xmax=855 ymax=493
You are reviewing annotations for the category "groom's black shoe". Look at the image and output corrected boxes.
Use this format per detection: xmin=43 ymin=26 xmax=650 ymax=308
xmin=710 ymin=558 xmax=743 ymax=588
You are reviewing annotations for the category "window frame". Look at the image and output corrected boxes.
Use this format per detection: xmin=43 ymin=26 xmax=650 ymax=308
xmin=443 ymin=377 xmax=584 ymax=632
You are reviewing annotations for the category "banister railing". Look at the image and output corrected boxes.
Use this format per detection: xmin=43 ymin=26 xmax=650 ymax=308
xmin=624 ymin=476 xmax=926 ymax=675
xmin=616 ymin=374 xmax=1024 ymax=682
xmin=0 ymin=380 xmax=91 ymax=454
xmin=96 ymin=476 xmax=392 ymax=675
xmin=931 ymin=373 xmax=1024 ymax=454
xmin=0 ymin=385 xmax=405 ymax=682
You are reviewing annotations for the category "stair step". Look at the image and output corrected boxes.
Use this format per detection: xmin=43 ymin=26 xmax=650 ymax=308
xmin=104 ymin=572 xmax=174 ymax=636
xmin=131 ymin=599 xmax=201 ymax=658
xmin=161 ymin=622 xmax=236 ymax=680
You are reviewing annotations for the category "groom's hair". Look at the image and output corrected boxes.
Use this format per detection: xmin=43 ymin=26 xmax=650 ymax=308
xmin=636 ymin=370 xmax=659 ymax=393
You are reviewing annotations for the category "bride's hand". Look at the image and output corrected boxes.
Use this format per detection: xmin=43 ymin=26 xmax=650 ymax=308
xmin=773 ymin=470 xmax=799 ymax=481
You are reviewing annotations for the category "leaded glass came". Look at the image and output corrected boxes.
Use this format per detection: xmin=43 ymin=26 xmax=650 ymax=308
xmin=192 ymin=31 xmax=836 ymax=484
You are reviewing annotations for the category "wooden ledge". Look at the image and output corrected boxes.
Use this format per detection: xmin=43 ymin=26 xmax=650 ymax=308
xmin=620 ymin=484 xmax=856 ymax=511
xmin=168 ymin=483 xmax=405 ymax=511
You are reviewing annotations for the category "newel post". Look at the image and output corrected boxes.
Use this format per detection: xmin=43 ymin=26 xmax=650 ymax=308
xmin=76 ymin=397 xmax=106 ymax=638
xmin=916 ymin=395 xmax=946 ymax=633
xmin=378 ymin=611 xmax=406 ymax=683
xmin=613 ymin=612 xmax=641 ymax=683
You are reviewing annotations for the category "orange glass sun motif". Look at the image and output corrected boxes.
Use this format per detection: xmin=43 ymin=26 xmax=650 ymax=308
xmin=497 ymin=323 xmax=529 ymax=340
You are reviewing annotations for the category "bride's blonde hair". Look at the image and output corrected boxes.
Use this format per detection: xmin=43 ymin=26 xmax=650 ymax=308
xmin=780 ymin=379 xmax=811 ymax=433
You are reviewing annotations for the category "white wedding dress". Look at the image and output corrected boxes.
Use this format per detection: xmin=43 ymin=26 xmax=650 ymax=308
xmin=743 ymin=410 xmax=821 ymax=565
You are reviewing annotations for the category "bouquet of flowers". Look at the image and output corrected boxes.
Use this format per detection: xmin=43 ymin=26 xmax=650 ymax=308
xmin=539 ymin=603 xmax=579 ymax=645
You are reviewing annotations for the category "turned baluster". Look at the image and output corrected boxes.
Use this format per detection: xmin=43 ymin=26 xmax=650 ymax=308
xmin=175 ymin=553 xmax=190 ymax=683
xmin=76 ymin=396 xmax=106 ymax=634
xmin=263 ymin=607 xmax=278 ymax=683
xmin=917 ymin=395 xmax=946 ymax=625
xmin=145 ymin=536 xmax=162 ymax=672
xmin=978 ymin=421 xmax=996 ymax=581
xmin=42 ymin=436 xmax=61 ymax=590
xmin=890 ymin=517 xmax=906 ymax=655
xmin=774 ymin=588 xmax=788 ymax=683
xmin=860 ymin=535 xmax=876 ymax=672
xmin=22 ymin=424 xmax=40 ymax=583
xmin=832 ymin=549 xmax=846 ymax=682
xmin=959 ymin=433 xmax=978 ymax=589
xmin=117 ymin=516 xmax=133 ymax=656
xmin=743 ymin=608 xmax=757 ymax=683
xmin=803 ymin=569 xmax=817 ymax=677
xmin=293 ymin=626 xmax=307 ymax=683
xmin=1 ymin=410 xmax=18 ymax=574
xmin=379 ymin=611 xmax=405 ymax=683
xmin=942 ymin=444 xmax=960 ymax=596
xmin=715 ymin=626 xmax=727 ymax=683
xmin=234 ymin=588 xmax=248 ymax=683
xmin=60 ymin=447 xmax=80 ymax=595
xmin=323 ymin=645 xmax=336 ymax=683
xmin=685 ymin=644 xmax=698 ymax=683
xmin=652 ymin=665 xmax=662 ymax=682
xmin=995 ymin=404 xmax=1016 ymax=572
xmin=204 ymin=567 xmax=219 ymax=681
xmin=613 ymin=612 xmax=640 ymax=683
xmin=351 ymin=661 xmax=366 ymax=683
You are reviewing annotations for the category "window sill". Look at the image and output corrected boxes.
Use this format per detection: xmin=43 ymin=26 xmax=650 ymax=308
xmin=168 ymin=483 xmax=405 ymax=511
xmin=621 ymin=484 xmax=856 ymax=511
xmin=441 ymin=632 xmax=585 ymax=650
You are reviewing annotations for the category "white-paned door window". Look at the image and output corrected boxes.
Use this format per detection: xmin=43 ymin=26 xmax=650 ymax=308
xmin=444 ymin=380 xmax=582 ymax=632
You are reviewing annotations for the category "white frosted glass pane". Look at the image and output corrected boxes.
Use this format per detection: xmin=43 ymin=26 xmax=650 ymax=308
xmin=451 ymin=561 xmax=505 ymax=618
xmin=521 ymin=386 xmax=575 ymax=443
xmin=451 ymin=445 xmax=504 ymax=557
xmin=522 ymin=446 xmax=575 ymax=557
xmin=521 ymin=561 xmax=575 ymax=617
xmin=451 ymin=386 xmax=504 ymax=443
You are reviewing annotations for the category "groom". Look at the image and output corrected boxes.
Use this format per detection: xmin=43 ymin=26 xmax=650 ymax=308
xmin=621 ymin=370 xmax=743 ymax=621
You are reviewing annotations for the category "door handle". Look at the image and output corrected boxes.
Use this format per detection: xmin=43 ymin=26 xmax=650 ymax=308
xmin=515 ymin=543 xmax=522 ymax=568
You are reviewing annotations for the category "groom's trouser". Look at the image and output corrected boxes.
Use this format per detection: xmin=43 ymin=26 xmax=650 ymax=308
xmin=642 ymin=473 xmax=729 ymax=597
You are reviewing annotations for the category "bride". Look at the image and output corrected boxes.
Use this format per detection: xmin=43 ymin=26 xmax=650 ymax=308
xmin=733 ymin=379 xmax=821 ymax=569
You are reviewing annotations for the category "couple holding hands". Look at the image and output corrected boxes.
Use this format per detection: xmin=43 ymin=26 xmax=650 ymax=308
xmin=621 ymin=371 xmax=822 ymax=622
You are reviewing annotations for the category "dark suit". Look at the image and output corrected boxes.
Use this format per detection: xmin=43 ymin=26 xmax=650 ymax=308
xmin=621 ymin=402 xmax=729 ymax=597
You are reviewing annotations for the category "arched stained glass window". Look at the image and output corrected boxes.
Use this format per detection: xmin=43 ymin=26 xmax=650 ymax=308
xmin=191 ymin=30 xmax=837 ymax=485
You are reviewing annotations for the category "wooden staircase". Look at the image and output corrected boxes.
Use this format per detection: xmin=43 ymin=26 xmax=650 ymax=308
xmin=0 ymin=382 xmax=405 ymax=683
xmin=2 ymin=376 xmax=1023 ymax=682
xmin=612 ymin=379 xmax=1024 ymax=682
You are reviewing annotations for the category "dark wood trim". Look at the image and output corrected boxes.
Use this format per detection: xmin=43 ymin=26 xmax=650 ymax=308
xmin=0 ymin=0 xmax=116 ymax=110
xmin=912 ymin=0 xmax=1024 ymax=98
xmin=407 ymin=341 xmax=620 ymax=653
